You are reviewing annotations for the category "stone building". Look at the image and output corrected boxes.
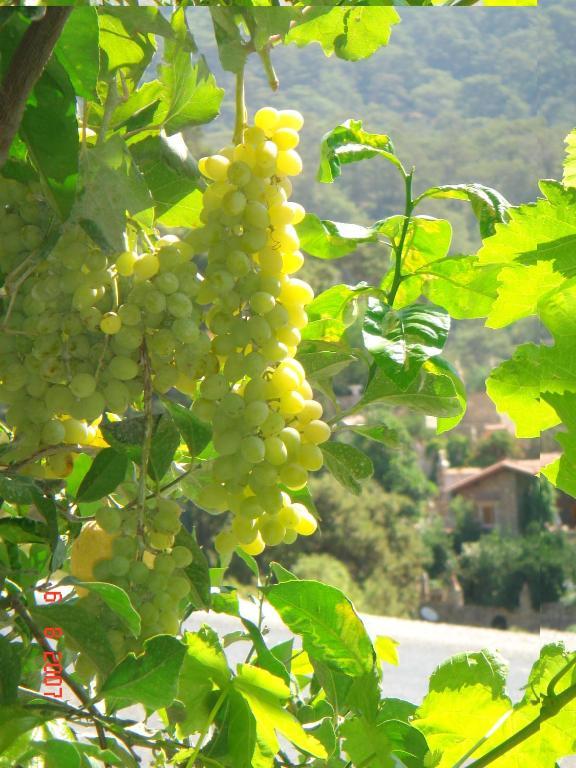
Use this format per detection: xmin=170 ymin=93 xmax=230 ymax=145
xmin=438 ymin=452 xmax=576 ymax=532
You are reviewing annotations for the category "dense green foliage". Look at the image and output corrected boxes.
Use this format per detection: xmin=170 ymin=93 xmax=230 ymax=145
xmin=0 ymin=6 xmax=574 ymax=768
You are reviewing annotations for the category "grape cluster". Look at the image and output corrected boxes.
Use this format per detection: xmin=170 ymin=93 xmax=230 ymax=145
xmin=71 ymin=496 xmax=196 ymax=668
xmin=190 ymin=108 xmax=330 ymax=556
xmin=0 ymin=174 xmax=208 ymax=473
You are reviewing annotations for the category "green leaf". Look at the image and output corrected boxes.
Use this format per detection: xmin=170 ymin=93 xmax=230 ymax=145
xmin=541 ymin=393 xmax=576 ymax=497
xmin=98 ymin=12 xmax=155 ymax=74
xmin=98 ymin=635 xmax=186 ymax=709
xmin=0 ymin=705 xmax=56 ymax=754
xmin=486 ymin=261 xmax=563 ymax=328
xmin=75 ymin=448 xmax=128 ymax=503
xmin=0 ymin=517 xmax=48 ymax=544
xmin=31 ymin=602 xmax=116 ymax=675
xmin=416 ymin=183 xmax=510 ymax=238
xmin=130 ymin=134 xmax=203 ymax=228
xmin=564 ymin=128 xmax=576 ymax=188
xmin=297 ymin=213 xmax=377 ymax=260
xmin=210 ymin=8 xmax=247 ymax=74
xmin=321 ymin=442 xmax=374 ymax=495
xmin=412 ymin=651 xmax=512 ymax=768
xmin=318 ymin=119 xmax=401 ymax=183
xmin=101 ymin=412 xmax=180 ymax=481
xmin=341 ymin=716 xmax=395 ymax=768
xmin=148 ymin=413 xmax=180 ymax=481
xmin=374 ymin=636 xmax=399 ymax=667
xmin=226 ymin=689 xmax=258 ymax=768
xmin=175 ymin=527 xmax=211 ymax=611
xmin=175 ymin=627 xmax=229 ymax=738
xmin=343 ymin=424 xmax=400 ymax=448
xmin=247 ymin=7 xmax=299 ymax=50
xmin=54 ymin=8 xmax=99 ymax=99
xmin=434 ymin=357 xmax=467 ymax=434
xmin=0 ymin=636 xmax=20 ymax=704
xmin=270 ymin=562 xmax=298 ymax=583
xmin=363 ymin=300 xmax=450 ymax=388
xmin=183 ymin=626 xmax=230 ymax=690
xmin=298 ymin=348 xmax=357 ymax=381
xmin=266 ymin=580 xmax=375 ymax=677
xmin=234 ymin=663 xmax=327 ymax=758
xmin=28 ymin=740 xmax=81 ymax=768
xmin=359 ymin=358 xmax=464 ymax=418
xmin=70 ymin=744 xmax=124 ymax=767
xmin=159 ymin=49 xmax=223 ymax=135
xmin=381 ymin=215 xmax=452 ymax=276
xmin=212 ymin=587 xmax=240 ymax=617
xmin=20 ymin=65 xmax=78 ymax=219
xmin=241 ymin=618 xmax=291 ymax=685
xmin=65 ymin=581 xmax=140 ymax=638
xmin=479 ymin=182 xmax=576 ymax=278
xmin=486 ymin=344 xmax=562 ymax=438
xmin=104 ymin=7 xmax=176 ymax=40
xmin=287 ymin=8 xmax=399 ymax=62
xmin=162 ymin=399 xmax=212 ymax=458
xmin=420 ymin=255 xmax=500 ymax=320
xmin=74 ymin=135 xmax=153 ymax=251
xmin=470 ymin=644 xmax=576 ymax=767
xmin=235 ymin=547 xmax=259 ymax=578
xmin=110 ymin=79 xmax=163 ymax=133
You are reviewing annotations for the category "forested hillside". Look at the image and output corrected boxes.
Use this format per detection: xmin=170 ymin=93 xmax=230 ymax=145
xmin=190 ymin=2 xmax=574 ymax=388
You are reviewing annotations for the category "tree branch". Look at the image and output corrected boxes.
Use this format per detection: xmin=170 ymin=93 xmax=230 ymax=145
xmin=9 ymin=595 xmax=111 ymax=765
xmin=0 ymin=8 xmax=72 ymax=167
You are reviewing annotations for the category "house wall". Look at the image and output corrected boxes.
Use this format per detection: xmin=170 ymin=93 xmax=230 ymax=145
xmin=452 ymin=468 xmax=520 ymax=534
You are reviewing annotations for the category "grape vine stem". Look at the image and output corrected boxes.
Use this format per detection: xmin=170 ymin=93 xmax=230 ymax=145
xmin=387 ymin=168 xmax=414 ymax=307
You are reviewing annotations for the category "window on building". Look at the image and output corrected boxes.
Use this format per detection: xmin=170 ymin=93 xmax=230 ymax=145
xmin=479 ymin=502 xmax=496 ymax=528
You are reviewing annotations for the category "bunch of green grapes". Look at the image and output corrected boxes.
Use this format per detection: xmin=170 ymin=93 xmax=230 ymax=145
xmin=70 ymin=495 xmax=196 ymax=673
xmin=0 ymin=186 xmax=209 ymax=473
xmin=113 ymin=234 xmax=211 ymax=399
xmin=0 ymin=176 xmax=50 ymax=275
xmin=189 ymin=107 xmax=330 ymax=557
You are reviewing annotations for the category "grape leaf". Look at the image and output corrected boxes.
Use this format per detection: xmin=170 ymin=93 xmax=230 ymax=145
xmin=564 ymin=128 xmax=576 ymax=188
xmin=318 ymin=119 xmax=401 ymax=183
xmin=0 ymin=635 xmax=20 ymax=704
xmin=287 ymin=8 xmax=400 ymax=62
xmin=20 ymin=63 xmax=78 ymax=219
xmin=415 ymin=183 xmax=510 ymax=238
xmin=98 ymin=635 xmax=186 ymax=709
xmin=321 ymin=442 xmax=374 ymax=495
xmin=234 ymin=663 xmax=327 ymax=758
xmin=76 ymin=448 xmax=128 ymax=503
xmin=362 ymin=300 xmax=450 ymax=388
xmin=297 ymin=213 xmax=377 ymax=260
xmin=54 ymin=8 xmax=99 ymax=99
xmin=32 ymin=602 xmax=116 ymax=675
xmin=266 ymin=579 xmax=375 ymax=677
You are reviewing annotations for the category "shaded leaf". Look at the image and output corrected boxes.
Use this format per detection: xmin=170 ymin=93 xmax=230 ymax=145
xmin=31 ymin=602 xmax=116 ymax=675
xmin=321 ymin=442 xmax=374 ymax=495
xmin=98 ymin=635 xmax=186 ymax=709
xmin=76 ymin=448 xmax=128 ymax=503
xmin=64 ymin=580 xmax=140 ymax=638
